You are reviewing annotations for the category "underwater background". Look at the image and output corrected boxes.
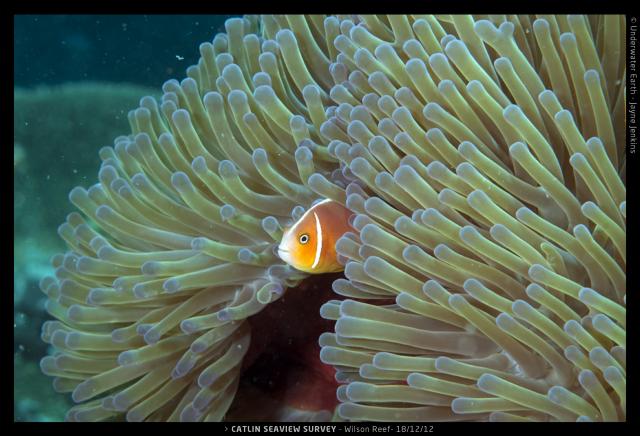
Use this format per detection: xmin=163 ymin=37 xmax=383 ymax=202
xmin=13 ymin=15 xmax=239 ymax=421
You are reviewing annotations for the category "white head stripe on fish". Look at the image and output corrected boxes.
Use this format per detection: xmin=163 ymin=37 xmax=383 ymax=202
xmin=294 ymin=198 xmax=331 ymax=227
xmin=291 ymin=199 xmax=327 ymax=232
xmin=311 ymin=212 xmax=323 ymax=269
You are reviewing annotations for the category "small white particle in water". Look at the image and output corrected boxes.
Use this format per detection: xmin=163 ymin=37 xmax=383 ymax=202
xmin=176 ymin=55 xmax=184 ymax=61
xmin=73 ymin=169 xmax=78 ymax=174
xmin=19 ymin=345 xmax=25 ymax=351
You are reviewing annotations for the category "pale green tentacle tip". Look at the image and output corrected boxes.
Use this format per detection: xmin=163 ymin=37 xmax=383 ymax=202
xmin=423 ymin=101 xmax=444 ymax=120
xmin=603 ymin=366 xmax=624 ymax=384
xmin=473 ymin=20 xmax=499 ymax=42
xmin=578 ymin=287 xmax=602 ymax=306
xmin=252 ymin=148 xmax=268 ymax=166
xmin=554 ymin=109 xmax=573 ymax=124
xmin=422 ymin=279 xmax=446 ymax=296
xmin=538 ymin=88 xmax=559 ymax=106
xmin=450 ymin=397 xmax=477 ymax=414
xmin=532 ymin=17 xmax=550 ymax=31
xmin=547 ymin=385 xmax=568 ymax=404
xmin=528 ymin=264 xmax=548 ymax=281
xmin=559 ymin=32 xmax=577 ymax=47
xmin=476 ymin=373 xmax=501 ymax=393
xmin=508 ymin=141 xmax=530 ymax=158
xmin=577 ymin=369 xmax=608 ymax=399
xmin=572 ymin=223 xmax=590 ymax=238
xmin=584 ymin=68 xmax=600 ymax=84
xmin=447 ymin=293 xmax=467 ymax=311
xmin=494 ymin=56 xmax=513 ymax=72
xmin=434 ymin=355 xmax=456 ymax=373
xmin=591 ymin=313 xmax=620 ymax=338
xmin=295 ymin=145 xmax=313 ymax=164
xmin=219 ymin=159 xmax=241 ymax=179
xmin=220 ymin=204 xmax=237 ymax=222
xmin=563 ymin=319 xmax=583 ymax=337
xmin=580 ymin=201 xmax=598 ymax=216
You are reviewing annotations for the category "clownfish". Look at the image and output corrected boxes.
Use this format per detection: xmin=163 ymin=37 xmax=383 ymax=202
xmin=278 ymin=199 xmax=353 ymax=274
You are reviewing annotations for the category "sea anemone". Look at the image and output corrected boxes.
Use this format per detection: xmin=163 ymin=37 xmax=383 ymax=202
xmin=320 ymin=14 xmax=626 ymax=422
xmin=39 ymin=14 xmax=626 ymax=422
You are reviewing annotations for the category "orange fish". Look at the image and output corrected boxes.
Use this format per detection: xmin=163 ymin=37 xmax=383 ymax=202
xmin=278 ymin=199 xmax=353 ymax=273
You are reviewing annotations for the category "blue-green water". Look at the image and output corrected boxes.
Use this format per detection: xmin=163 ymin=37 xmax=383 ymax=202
xmin=13 ymin=15 xmax=238 ymax=421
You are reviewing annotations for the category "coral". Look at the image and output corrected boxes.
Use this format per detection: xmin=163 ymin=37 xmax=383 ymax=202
xmin=15 ymin=83 xmax=158 ymax=421
xmin=14 ymin=354 xmax=71 ymax=421
xmin=14 ymin=82 xmax=158 ymax=237
xmin=39 ymin=15 xmax=625 ymax=422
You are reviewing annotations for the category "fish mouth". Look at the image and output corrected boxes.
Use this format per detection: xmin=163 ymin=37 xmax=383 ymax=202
xmin=277 ymin=246 xmax=292 ymax=263
xmin=277 ymin=246 xmax=289 ymax=256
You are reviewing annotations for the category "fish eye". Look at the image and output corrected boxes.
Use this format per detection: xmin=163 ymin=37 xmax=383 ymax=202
xmin=299 ymin=233 xmax=309 ymax=244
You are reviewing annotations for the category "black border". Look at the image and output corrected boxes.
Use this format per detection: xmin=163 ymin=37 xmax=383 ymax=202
xmin=6 ymin=1 xmax=636 ymax=432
